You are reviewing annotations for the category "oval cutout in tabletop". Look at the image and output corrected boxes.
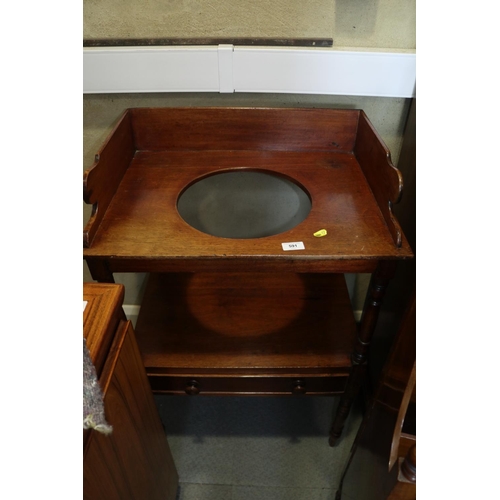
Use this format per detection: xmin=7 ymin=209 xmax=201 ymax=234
xmin=177 ymin=170 xmax=312 ymax=239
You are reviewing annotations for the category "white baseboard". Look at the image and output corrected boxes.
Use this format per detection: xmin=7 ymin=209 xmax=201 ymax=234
xmin=123 ymin=305 xmax=140 ymax=327
xmin=84 ymin=45 xmax=415 ymax=97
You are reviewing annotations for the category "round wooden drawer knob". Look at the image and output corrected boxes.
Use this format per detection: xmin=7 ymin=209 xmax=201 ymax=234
xmin=292 ymin=379 xmax=307 ymax=394
xmin=185 ymin=379 xmax=200 ymax=395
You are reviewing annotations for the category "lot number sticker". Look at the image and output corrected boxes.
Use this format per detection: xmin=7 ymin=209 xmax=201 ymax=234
xmin=281 ymin=241 xmax=305 ymax=251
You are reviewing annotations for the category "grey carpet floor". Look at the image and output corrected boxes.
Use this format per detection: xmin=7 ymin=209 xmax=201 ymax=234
xmin=154 ymin=395 xmax=362 ymax=500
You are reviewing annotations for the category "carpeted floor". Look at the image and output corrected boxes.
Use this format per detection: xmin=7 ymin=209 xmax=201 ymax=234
xmin=154 ymin=394 xmax=362 ymax=500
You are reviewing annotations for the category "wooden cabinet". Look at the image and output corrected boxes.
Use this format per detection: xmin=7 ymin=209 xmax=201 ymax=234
xmin=83 ymin=107 xmax=413 ymax=445
xmin=83 ymin=283 xmax=178 ymax=500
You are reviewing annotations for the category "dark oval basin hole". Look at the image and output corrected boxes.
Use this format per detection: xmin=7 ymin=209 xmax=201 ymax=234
xmin=177 ymin=170 xmax=312 ymax=239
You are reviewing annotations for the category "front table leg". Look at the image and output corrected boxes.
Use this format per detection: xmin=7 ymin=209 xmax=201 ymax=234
xmin=329 ymin=261 xmax=396 ymax=446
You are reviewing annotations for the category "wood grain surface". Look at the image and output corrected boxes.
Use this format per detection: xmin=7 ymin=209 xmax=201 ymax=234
xmin=135 ymin=272 xmax=356 ymax=372
xmin=83 ymin=283 xmax=125 ymax=377
xmin=84 ymin=320 xmax=178 ymax=500
xmin=83 ymin=108 xmax=413 ymax=271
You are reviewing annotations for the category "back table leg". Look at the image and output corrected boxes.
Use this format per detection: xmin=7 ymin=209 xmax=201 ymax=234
xmin=329 ymin=261 xmax=396 ymax=446
xmin=86 ymin=259 xmax=115 ymax=283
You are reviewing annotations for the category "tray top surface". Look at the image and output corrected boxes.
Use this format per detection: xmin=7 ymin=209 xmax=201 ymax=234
xmin=84 ymin=149 xmax=412 ymax=262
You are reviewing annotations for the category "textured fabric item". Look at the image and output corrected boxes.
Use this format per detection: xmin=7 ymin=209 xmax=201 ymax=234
xmin=83 ymin=338 xmax=112 ymax=434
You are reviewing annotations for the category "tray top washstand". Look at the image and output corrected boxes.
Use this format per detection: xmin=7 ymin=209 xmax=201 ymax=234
xmin=83 ymin=107 xmax=413 ymax=445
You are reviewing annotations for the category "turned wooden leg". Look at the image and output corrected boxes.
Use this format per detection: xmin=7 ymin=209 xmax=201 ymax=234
xmin=86 ymin=259 xmax=115 ymax=283
xmin=400 ymin=444 xmax=416 ymax=483
xmin=329 ymin=261 xmax=396 ymax=446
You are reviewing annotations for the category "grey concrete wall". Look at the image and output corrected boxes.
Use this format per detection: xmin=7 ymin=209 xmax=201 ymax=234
xmin=83 ymin=0 xmax=416 ymax=309
xmin=84 ymin=0 xmax=415 ymax=49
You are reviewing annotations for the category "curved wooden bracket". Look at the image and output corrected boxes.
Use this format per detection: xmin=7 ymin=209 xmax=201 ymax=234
xmin=354 ymin=111 xmax=404 ymax=247
xmin=83 ymin=110 xmax=135 ymax=248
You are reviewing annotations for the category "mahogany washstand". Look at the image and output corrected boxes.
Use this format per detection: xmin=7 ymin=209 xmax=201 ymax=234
xmin=83 ymin=107 xmax=413 ymax=445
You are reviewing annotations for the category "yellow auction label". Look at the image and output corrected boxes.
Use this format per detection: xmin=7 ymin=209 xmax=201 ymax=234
xmin=313 ymin=229 xmax=327 ymax=237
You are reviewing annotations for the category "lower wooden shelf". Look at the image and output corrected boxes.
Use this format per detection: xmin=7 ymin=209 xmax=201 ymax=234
xmin=135 ymin=272 xmax=356 ymax=396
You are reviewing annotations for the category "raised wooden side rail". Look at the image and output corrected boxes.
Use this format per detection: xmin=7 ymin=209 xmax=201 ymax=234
xmin=354 ymin=111 xmax=404 ymax=247
xmin=128 ymin=107 xmax=359 ymax=152
xmin=83 ymin=110 xmax=135 ymax=248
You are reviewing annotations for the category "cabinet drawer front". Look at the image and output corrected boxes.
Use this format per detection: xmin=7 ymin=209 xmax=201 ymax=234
xmin=148 ymin=375 xmax=347 ymax=396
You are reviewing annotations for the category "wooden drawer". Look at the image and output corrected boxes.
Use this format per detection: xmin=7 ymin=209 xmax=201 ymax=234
xmin=148 ymin=374 xmax=348 ymax=396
